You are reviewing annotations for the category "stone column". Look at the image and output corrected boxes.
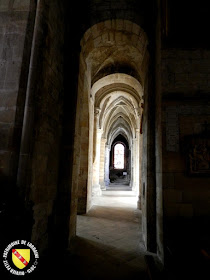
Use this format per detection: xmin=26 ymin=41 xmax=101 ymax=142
xmin=136 ymin=128 xmax=140 ymax=195
xmin=92 ymin=108 xmax=102 ymax=196
xmin=127 ymin=149 xmax=131 ymax=183
xmin=104 ymin=144 xmax=110 ymax=186
xmin=130 ymin=142 xmax=133 ymax=188
xmin=137 ymin=133 xmax=143 ymax=210
xmin=17 ymin=1 xmax=42 ymax=197
xmin=99 ymin=137 xmax=106 ymax=190
xmin=132 ymin=129 xmax=140 ymax=194
xmin=155 ymin=0 xmax=164 ymax=262
xmin=132 ymin=138 xmax=137 ymax=192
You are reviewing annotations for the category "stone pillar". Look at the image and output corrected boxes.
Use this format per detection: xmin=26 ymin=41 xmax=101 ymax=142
xmin=92 ymin=108 xmax=102 ymax=196
xmin=155 ymin=0 xmax=164 ymax=262
xmin=132 ymin=138 xmax=137 ymax=192
xmin=125 ymin=148 xmax=130 ymax=182
xmin=137 ymin=133 xmax=143 ymax=210
xmin=130 ymin=142 xmax=133 ymax=188
xmin=132 ymin=129 xmax=140 ymax=194
xmin=104 ymin=144 xmax=110 ymax=186
xmin=136 ymin=129 xmax=140 ymax=195
xmin=99 ymin=137 xmax=106 ymax=190
xmin=17 ymin=1 xmax=41 ymax=196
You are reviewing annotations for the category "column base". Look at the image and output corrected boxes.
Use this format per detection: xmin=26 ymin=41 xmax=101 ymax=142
xmin=100 ymin=182 xmax=106 ymax=190
xmin=92 ymin=184 xmax=102 ymax=196
xmin=105 ymin=179 xmax=110 ymax=186
xmin=137 ymin=195 xmax=141 ymax=210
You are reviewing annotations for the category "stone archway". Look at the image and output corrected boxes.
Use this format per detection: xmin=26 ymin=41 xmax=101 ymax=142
xmin=69 ymin=19 xmax=161 ymax=257
xmin=109 ymin=138 xmax=130 ymax=186
xmin=72 ymin=19 xmax=148 ymax=212
xmin=91 ymin=73 xmax=143 ymax=200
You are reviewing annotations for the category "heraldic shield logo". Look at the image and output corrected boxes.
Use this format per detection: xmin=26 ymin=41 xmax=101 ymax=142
xmin=12 ymin=249 xmax=30 ymax=269
xmin=3 ymin=240 xmax=39 ymax=276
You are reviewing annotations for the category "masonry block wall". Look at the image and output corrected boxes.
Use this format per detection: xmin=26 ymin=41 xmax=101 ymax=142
xmin=0 ymin=0 xmax=66 ymax=254
xmin=162 ymin=49 xmax=210 ymax=248
xmin=0 ymin=0 xmax=33 ymax=187
xmin=0 ymin=0 xmax=37 ymax=250
xmin=28 ymin=1 xmax=65 ymax=252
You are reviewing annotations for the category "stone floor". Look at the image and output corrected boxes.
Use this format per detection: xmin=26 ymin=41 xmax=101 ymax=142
xmin=2 ymin=189 xmax=209 ymax=280
xmin=72 ymin=189 xmax=210 ymax=280
xmin=1 ymin=189 xmax=162 ymax=280
xmin=72 ymin=189 xmax=157 ymax=280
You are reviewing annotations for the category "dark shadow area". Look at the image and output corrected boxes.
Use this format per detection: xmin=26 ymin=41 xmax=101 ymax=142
xmin=0 ymin=176 xmax=34 ymax=248
xmin=68 ymin=236 xmax=147 ymax=280
xmin=0 ymin=176 xmax=34 ymax=280
xmin=1 ymin=236 xmax=147 ymax=280
xmin=163 ymin=218 xmax=210 ymax=280
xmin=162 ymin=0 xmax=210 ymax=48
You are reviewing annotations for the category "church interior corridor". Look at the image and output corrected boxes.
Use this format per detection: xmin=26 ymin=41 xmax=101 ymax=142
xmin=1 ymin=1 xmax=210 ymax=279
xmin=75 ymin=189 xmax=148 ymax=280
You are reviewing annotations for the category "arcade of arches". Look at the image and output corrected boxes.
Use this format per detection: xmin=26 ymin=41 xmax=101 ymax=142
xmin=0 ymin=0 xmax=210 ymax=278
xmin=71 ymin=20 xmax=161 ymax=258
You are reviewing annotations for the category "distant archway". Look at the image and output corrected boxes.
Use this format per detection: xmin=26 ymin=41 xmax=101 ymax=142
xmin=70 ymin=19 xmax=162 ymax=260
xmin=114 ymin=143 xmax=125 ymax=170
xmin=72 ymin=17 xmax=147 ymax=226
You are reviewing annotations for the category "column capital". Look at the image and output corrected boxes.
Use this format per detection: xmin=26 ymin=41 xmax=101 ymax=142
xmin=105 ymin=144 xmax=110 ymax=150
xmin=94 ymin=107 xmax=101 ymax=116
xmin=97 ymin=128 xmax=103 ymax=136
xmin=135 ymin=107 xmax=141 ymax=117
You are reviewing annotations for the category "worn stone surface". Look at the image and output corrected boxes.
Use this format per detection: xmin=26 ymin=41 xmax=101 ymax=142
xmin=162 ymin=103 xmax=210 ymax=221
xmin=162 ymin=49 xmax=210 ymax=95
xmin=0 ymin=0 xmax=66 ymax=254
xmin=0 ymin=1 xmax=32 ymax=180
xmin=28 ymin=0 xmax=65 ymax=253
xmin=1 ymin=2 xmax=210 ymax=276
xmin=162 ymin=49 xmax=210 ymax=260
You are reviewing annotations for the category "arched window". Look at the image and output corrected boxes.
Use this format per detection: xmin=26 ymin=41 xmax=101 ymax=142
xmin=114 ymin=143 xmax=124 ymax=169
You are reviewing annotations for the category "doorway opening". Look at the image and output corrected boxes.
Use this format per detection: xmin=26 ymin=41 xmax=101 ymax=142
xmin=69 ymin=19 xmax=162 ymax=259
xmin=109 ymin=135 xmax=130 ymax=188
xmin=73 ymin=17 xmax=147 ymax=227
xmin=113 ymin=142 xmax=125 ymax=170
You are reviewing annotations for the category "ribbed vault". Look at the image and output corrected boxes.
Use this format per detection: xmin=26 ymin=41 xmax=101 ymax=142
xmin=107 ymin=118 xmax=132 ymax=148
xmin=70 ymin=17 xmax=163 ymax=263
xmin=74 ymin=19 xmax=148 ymax=215
xmin=90 ymin=72 xmax=143 ymax=196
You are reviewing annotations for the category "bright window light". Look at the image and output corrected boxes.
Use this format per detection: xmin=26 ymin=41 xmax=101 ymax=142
xmin=114 ymin=143 xmax=124 ymax=169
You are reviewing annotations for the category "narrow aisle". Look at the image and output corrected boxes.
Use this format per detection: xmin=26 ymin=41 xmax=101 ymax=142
xmin=21 ymin=190 xmax=161 ymax=280
xmin=74 ymin=190 xmax=148 ymax=280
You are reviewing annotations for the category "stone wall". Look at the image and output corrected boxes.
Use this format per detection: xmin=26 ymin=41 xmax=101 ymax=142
xmin=83 ymin=0 xmax=150 ymax=33
xmin=0 ymin=0 xmax=37 ymax=250
xmin=0 ymin=0 xmax=34 ymax=183
xmin=162 ymin=49 xmax=210 ymax=95
xmin=162 ymin=104 xmax=210 ymax=218
xmin=162 ymin=49 xmax=210 ymax=250
xmin=0 ymin=0 xmax=66 ymax=254
xmin=28 ymin=1 xmax=65 ymax=253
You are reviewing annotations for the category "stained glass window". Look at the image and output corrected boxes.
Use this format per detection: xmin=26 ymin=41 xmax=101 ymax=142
xmin=114 ymin=143 xmax=124 ymax=169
